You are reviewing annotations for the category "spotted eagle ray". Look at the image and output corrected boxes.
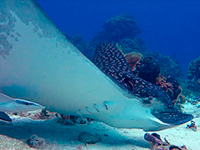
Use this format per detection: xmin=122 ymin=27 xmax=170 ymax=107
xmin=0 ymin=0 xmax=193 ymax=131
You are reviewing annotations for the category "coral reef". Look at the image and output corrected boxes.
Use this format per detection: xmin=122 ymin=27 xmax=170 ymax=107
xmin=148 ymin=52 xmax=184 ymax=79
xmin=70 ymin=35 xmax=88 ymax=51
xmin=64 ymin=14 xmax=148 ymax=61
xmin=155 ymin=75 xmax=182 ymax=105
xmin=144 ymin=133 xmax=188 ymax=150
xmin=184 ymin=82 xmax=200 ymax=94
xmin=88 ymin=14 xmax=144 ymax=59
xmin=118 ymin=38 xmax=147 ymax=54
xmin=124 ymin=54 xmax=182 ymax=103
xmin=67 ymin=14 xmax=183 ymax=85
xmin=135 ymin=56 xmax=160 ymax=84
xmin=66 ymin=14 xmax=183 ymax=83
xmin=181 ymin=57 xmax=200 ymax=103
xmin=177 ymin=81 xmax=200 ymax=114
xmin=181 ymin=77 xmax=200 ymax=97
xmin=155 ymin=75 xmax=172 ymax=92
xmin=180 ymin=80 xmax=200 ymax=102
xmin=68 ymin=35 xmax=92 ymax=59
xmin=187 ymin=56 xmax=200 ymax=82
xmin=118 ymin=43 xmax=183 ymax=80
xmin=124 ymin=52 xmax=143 ymax=71
xmin=94 ymin=14 xmax=141 ymax=43
xmin=165 ymin=78 xmax=182 ymax=104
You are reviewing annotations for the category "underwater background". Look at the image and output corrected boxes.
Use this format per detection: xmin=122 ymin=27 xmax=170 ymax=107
xmin=1 ymin=1 xmax=200 ymax=149
xmin=36 ymin=0 xmax=200 ymax=77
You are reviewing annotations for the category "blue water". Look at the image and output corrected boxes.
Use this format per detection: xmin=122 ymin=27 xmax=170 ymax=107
xmin=36 ymin=0 xmax=200 ymax=76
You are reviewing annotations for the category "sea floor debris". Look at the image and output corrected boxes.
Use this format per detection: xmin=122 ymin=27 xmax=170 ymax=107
xmin=0 ymin=109 xmax=199 ymax=149
xmin=27 ymin=134 xmax=48 ymax=149
xmin=144 ymin=133 xmax=188 ymax=150
xmin=186 ymin=121 xmax=197 ymax=132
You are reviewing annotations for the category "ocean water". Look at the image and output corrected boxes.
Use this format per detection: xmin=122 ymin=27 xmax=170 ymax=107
xmin=36 ymin=0 xmax=200 ymax=76
xmin=0 ymin=0 xmax=200 ymax=149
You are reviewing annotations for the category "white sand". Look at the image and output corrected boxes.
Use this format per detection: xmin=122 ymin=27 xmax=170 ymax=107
xmin=0 ymin=111 xmax=199 ymax=150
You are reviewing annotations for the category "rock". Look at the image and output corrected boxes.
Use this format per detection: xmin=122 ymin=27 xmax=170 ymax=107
xmin=27 ymin=134 xmax=47 ymax=149
xmin=78 ymin=132 xmax=101 ymax=145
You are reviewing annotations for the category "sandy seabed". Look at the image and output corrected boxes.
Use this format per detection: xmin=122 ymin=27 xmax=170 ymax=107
xmin=0 ymin=107 xmax=199 ymax=150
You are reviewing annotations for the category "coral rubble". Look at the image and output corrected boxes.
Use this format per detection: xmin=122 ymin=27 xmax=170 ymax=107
xmin=144 ymin=133 xmax=188 ymax=150
xmin=186 ymin=121 xmax=197 ymax=132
